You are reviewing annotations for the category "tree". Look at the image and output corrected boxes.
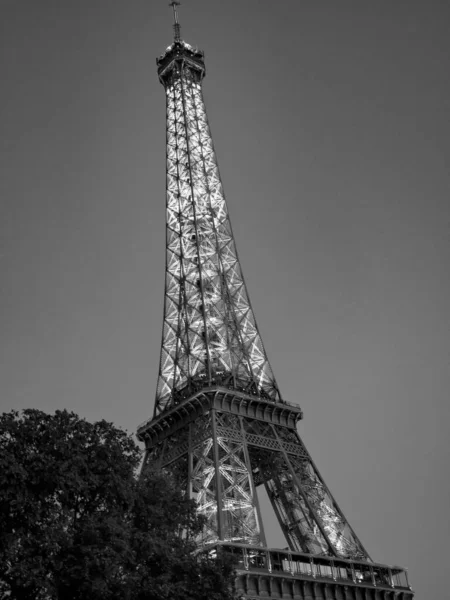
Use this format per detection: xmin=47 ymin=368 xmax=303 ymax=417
xmin=0 ymin=409 xmax=236 ymax=600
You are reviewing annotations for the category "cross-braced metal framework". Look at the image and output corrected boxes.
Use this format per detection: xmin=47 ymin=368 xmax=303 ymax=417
xmin=138 ymin=23 xmax=411 ymax=591
xmin=154 ymin=40 xmax=280 ymax=417
xmin=139 ymin=390 xmax=368 ymax=559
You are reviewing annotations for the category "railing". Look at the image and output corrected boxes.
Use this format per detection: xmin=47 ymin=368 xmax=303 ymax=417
xmin=137 ymin=379 xmax=302 ymax=436
xmin=205 ymin=542 xmax=411 ymax=591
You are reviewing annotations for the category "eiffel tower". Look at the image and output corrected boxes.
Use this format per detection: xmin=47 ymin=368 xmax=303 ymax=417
xmin=138 ymin=4 xmax=413 ymax=599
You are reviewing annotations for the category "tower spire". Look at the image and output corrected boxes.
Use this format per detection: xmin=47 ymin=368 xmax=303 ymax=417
xmin=169 ymin=0 xmax=181 ymax=42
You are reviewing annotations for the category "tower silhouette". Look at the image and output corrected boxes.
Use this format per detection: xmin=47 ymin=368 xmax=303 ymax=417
xmin=138 ymin=6 xmax=413 ymax=599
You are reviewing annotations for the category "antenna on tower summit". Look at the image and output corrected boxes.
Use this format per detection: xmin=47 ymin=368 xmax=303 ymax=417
xmin=169 ymin=1 xmax=181 ymax=42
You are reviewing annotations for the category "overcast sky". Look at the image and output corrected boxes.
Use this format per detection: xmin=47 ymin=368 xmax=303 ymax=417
xmin=1 ymin=1 xmax=449 ymax=597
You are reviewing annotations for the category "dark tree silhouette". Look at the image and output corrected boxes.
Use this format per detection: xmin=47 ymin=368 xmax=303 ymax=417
xmin=0 ymin=409 xmax=236 ymax=600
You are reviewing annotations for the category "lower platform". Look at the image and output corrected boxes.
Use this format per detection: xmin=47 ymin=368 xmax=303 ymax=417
xmin=207 ymin=543 xmax=413 ymax=600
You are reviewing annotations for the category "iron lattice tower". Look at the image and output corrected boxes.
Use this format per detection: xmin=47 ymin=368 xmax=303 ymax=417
xmin=138 ymin=6 xmax=413 ymax=599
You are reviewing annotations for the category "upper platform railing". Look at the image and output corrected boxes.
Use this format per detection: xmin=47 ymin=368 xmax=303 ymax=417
xmin=136 ymin=379 xmax=303 ymax=440
xmin=205 ymin=542 xmax=412 ymax=591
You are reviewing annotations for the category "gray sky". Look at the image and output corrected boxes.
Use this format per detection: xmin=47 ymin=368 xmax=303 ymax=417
xmin=1 ymin=1 xmax=449 ymax=597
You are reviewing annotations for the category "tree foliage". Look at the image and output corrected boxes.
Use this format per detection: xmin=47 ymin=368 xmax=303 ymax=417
xmin=0 ymin=409 xmax=236 ymax=600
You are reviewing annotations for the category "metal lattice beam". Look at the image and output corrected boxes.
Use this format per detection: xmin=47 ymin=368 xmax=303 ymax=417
xmin=154 ymin=41 xmax=280 ymax=416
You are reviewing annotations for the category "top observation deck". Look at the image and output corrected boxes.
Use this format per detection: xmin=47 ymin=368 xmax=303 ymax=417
xmin=157 ymin=40 xmax=206 ymax=86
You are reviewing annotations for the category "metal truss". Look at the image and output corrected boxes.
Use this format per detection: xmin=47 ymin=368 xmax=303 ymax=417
xmin=142 ymin=34 xmax=372 ymax=566
xmin=148 ymin=411 xmax=264 ymax=547
xmin=154 ymin=40 xmax=280 ymax=416
xmin=144 ymin=408 xmax=369 ymax=560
